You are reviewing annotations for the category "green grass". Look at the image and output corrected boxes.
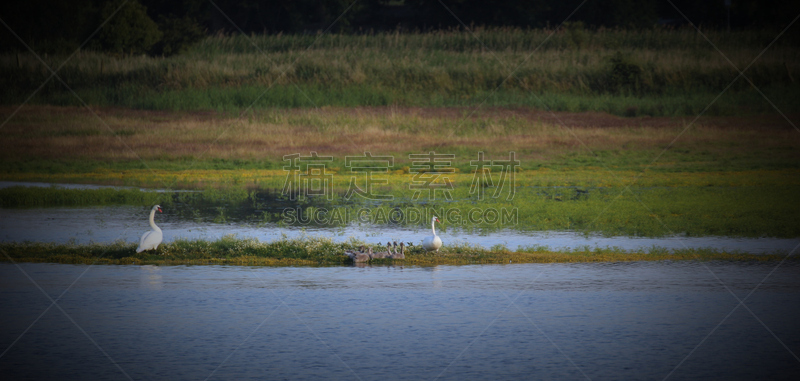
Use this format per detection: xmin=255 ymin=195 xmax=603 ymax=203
xmin=2 ymin=28 xmax=798 ymax=116
xmin=2 ymin=105 xmax=798 ymax=175
xmin=40 ymin=84 xmax=794 ymax=117
xmin=2 ymin=176 xmax=799 ymax=238
xmin=1 ymin=92 xmax=797 ymax=240
xmin=0 ymin=235 xmax=790 ymax=266
xmin=0 ymin=186 xmax=166 ymax=207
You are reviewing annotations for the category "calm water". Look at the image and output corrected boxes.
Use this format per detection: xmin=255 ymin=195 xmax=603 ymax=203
xmin=1 ymin=262 xmax=799 ymax=380
xmin=2 ymin=182 xmax=798 ymax=253
xmin=1 ymin=205 xmax=798 ymax=254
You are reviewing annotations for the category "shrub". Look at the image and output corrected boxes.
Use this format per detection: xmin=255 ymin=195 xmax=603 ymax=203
xmin=606 ymin=51 xmax=642 ymax=93
xmin=97 ymin=0 xmax=162 ymax=55
xmin=154 ymin=15 xmax=205 ymax=56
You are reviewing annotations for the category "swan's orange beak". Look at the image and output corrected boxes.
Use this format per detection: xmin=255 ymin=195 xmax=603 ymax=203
xmin=157 ymin=207 xmax=163 ymax=213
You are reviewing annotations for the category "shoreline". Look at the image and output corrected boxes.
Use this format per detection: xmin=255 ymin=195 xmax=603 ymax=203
xmin=1 ymin=238 xmax=791 ymax=267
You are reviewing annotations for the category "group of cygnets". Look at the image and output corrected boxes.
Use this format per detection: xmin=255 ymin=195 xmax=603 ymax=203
xmin=342 ymin=215 xmax=444 ymax=262
xmin=136 ymin=205 xmax=445 ymax=262
xmin=344 ymin=241 xmax=407 ymax=262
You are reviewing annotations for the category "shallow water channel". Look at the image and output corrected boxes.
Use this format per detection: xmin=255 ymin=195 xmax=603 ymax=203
xmin=1 ymin=261 xmax=799 ymax=380
xmin=2 ymin=181 xmax=798 ymax=253
xmin=1 ymin=204 xmax=798 ymax=254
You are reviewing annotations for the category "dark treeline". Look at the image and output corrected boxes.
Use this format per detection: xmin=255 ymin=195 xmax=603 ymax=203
xmin=1 ymin=0 xmax=798 ymax=55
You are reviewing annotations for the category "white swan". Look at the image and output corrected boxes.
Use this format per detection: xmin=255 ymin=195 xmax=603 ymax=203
xmin=136 ymin=205 xmax=163 ymax=253
xmin=422 ymin=216 xmax=443 ymax=252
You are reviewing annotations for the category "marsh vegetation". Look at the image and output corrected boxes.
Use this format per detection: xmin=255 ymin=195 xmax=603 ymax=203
xmin=2 ymin=28 xmax=797 ymax=265
xmin=2 ymin=102 xmax=799 ymax=241
xmin=2 ymin=28 xmax=798 ymax=116
xmin=0 ymin=235 xmax=789 ymax=267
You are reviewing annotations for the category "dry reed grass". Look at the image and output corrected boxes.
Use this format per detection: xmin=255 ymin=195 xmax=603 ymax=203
xmin=2 ymin=105 xmax=797 ymax=166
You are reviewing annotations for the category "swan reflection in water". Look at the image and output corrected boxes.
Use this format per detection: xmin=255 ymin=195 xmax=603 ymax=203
xmin=140 ymin=265 xmax=163 ymax=290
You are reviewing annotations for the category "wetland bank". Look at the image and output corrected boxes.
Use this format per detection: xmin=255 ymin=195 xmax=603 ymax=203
xmin=1 ymin=105 xmax=798 ymax=266
xmin=2 ymin=7 xmax=800 ymax=378
xmin=2 ymin=28 xmax=798 ymax=266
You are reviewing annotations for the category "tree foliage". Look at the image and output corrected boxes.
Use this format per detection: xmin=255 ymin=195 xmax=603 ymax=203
xmin=154 ymin=15 xmax=205 ymax=56
xmin=1 ymin=0 xmax=797 ymax=55
xmin=96 ymin=0 xmax=162 ymax=55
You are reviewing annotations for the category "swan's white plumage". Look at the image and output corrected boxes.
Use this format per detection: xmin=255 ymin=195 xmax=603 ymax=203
xmin=136 ymin=205 xmax=163 ymax=253
xmin=422 ymin=216 xmax=443 ymax=252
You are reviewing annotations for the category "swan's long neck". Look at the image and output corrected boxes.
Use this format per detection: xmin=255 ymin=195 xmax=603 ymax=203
xmin=431 ymin=219 xmax=437 ymax=236
xmin=149 ymin=209 xmax=161 ymax=231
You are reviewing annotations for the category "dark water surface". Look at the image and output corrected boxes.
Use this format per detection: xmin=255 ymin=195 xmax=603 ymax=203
xmin=1 ymin=261 xmax=799 ymax=380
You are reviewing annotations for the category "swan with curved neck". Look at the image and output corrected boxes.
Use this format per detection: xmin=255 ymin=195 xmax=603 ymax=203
xmin=136 ymin=205 xmax=163 ymax=253
xmin=422 ymin=216 xmax=443 ymax=252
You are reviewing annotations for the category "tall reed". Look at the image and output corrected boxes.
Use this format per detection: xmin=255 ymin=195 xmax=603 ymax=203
xmin=2 ymin=28 xmax=796 ymax=116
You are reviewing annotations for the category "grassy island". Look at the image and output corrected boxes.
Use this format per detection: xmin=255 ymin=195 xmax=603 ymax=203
xmin=0 ymin=236 xmax=791 ymax=267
